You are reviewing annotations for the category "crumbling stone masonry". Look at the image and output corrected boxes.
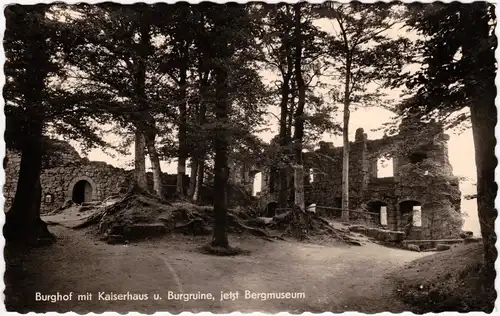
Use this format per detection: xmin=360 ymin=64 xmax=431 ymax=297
xmin=3 ymin=139 xmax=237 ymax=215
xmin=3 ymin=119 xmax=463 ymax=241
xmin=4 ymin=140 xmax=129 ymax=214
xmin=234 ymin=119 xmax=463 ymax=240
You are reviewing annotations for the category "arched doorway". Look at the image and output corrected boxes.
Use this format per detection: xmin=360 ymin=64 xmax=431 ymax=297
xmin=72 ymin=180 xmax=93 ymax=203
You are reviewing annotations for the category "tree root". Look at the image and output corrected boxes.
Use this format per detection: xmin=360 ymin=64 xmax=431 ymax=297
xmin=72 ymin=193 xmax=362 ymax=245
xmin=228 ymin=213 xmax=270 ymax=237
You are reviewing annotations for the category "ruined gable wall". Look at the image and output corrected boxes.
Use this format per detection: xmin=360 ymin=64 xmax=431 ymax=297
xmin=303 ymin=130 xmax=398 ymax=211
xmin=252 ymin=123 xmax=463 ymax=239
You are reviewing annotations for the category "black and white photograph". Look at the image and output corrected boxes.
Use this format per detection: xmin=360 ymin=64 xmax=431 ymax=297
xmin=3 ymin=1 xmax=497 ymax=314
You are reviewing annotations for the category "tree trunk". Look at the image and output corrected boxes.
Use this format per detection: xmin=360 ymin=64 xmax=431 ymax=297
xmin=132 ymin=18 xmax=151 ymax=194
xmin=470 ymin=98 xmax=497 ymax=275
xmin=341 ymin=58 xmax=352 ymax=221
xmin=278 ymin=41 xmax=293 ymax=209
xmin=193 ymin=55 xmax=209 ymax=202
xmin=133 ymin=128 xmax=148 ymax=192
xmin=293 ymin=165 xmax=305 ymax=211
xmin=145 ymin=134 xmax=164 ymax=198
xmin=288 ymin=81 xmax=297 ymax=206
xmin=177 ymin=67 xmax=188 ymax=197
xmin=292 ymin=3 xmax=306 ymax=211
xmin=193 ymin=158 xmax=205 ymax=202
xmin=188 ymin=157 xmax=198 ymax=198
xmin=4 ymin=121 xmax=52 ymax=243
xmin=211 ymin=34 xmax=230 ymax=248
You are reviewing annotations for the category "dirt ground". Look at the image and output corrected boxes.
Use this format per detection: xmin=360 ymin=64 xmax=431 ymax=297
xmin=5 ymin=224 xmax=431 ymax=314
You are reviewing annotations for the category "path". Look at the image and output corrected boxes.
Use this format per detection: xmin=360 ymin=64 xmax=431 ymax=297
xmin=6 ymin=225 xmax=430 ymax=313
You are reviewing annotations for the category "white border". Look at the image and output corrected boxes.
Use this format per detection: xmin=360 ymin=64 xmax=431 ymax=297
xmin=0 ymin=1 xmax=497 ymax=316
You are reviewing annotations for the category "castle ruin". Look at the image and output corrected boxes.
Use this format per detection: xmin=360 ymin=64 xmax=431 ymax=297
xmin=4 ymin=118 xmax=463 ymax=240
xmin=231 ymin=119 xmax=463 ymax=240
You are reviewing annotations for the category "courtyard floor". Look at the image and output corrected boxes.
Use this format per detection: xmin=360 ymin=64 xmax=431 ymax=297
xmin=5 ymin=224 xmax=430 ymax=313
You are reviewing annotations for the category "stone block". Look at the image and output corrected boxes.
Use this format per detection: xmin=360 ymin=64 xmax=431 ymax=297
xmin=460 ymin=231 xmax=474 ymax=238
xmin=464 ymin=237 xmax=481 ymax=244
xmin=436 ymin=244 xmax=451 ymax=251
xmin=348 ymin=225 xmax=366 ymax=233
xmin=406 ymin=244 xmax=421 ymax=252
xmin=123 ymin=223 xmax=167 ymax=240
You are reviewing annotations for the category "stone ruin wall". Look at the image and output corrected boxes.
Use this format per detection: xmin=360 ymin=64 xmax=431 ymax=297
xmin=4 ymin=142 xmax=129 ymax=214
xmin=239 ymin=123 xmax=463 ymax=240
xmin=4 ymin=139 xmax=197 ymax=215
xmin=3 ymin=123 xmax=464 ymax=240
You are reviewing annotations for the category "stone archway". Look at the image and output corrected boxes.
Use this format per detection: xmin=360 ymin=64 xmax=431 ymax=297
xmin=68 ymin=176 xmax=98 ymax=203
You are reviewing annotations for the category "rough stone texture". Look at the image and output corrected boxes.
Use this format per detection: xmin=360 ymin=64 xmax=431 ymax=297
xmin=436 ymin=244 xmax=451 ymax=251
xmin=4 ymin=139 xmax=189 ymax=214
xmin=235 ymin=119 xmax=463 ymax=240
xmin=349 ymin=225 xmax=406 ymax=242
xmin=464 ymin=237 xmax=482 ymax=244
xmin=4 ymin=143 xmax=129 ymax=214
xmin=406 ymin=244 xmax=421 ymax=252
xmin=402 ymin=238 xmax=466 ymax=250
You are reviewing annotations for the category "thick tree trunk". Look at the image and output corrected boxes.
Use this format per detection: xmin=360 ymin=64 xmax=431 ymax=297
xmin=212 ymin=143 xmax=229 ymax=248
xmin=177 ymin=73 xmax=188 ymax=197
xmin=288 ymin=83 xmax=297 ymax=206
xmin=292 ymin=3 xmax=306 ymax=211
xmin=133 ymin=128 xmax=148 ymax=192
xmin=470 ymin=98 xmax=497 ymax=275
xmin=341 ymin=104 xmax=350 ymax=221
xmin=278 ymin=76 xmax=293 ymax=207
xmin=341 ymin=59 xmax=352 ymax=221
xmin=4 ymin=121 xmax=52 ymax=243
xmin=193 ymin=57 xmax=209 ymax=202
xmin=211 ymin=37 xmax=230 ymax=248
xmin=145 ymin=134 xmax=164 ymax=198
xmin=193 ymin=158 xmax=205 ymax=202
xmin=188 ymin=157 xmax=198 ymax=198
xmin=132 ymin=19 xmax=152 ymax=194
xmin=293 ymin=165 xmax=305 ymax=211
xmin=277 ymin=18 xmax=294 ymax=209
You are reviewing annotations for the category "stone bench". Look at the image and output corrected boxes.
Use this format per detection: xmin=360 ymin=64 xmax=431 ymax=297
xmin=402 ymin=237 xmax=481 ymax=250
xmin=349 ymin=225 xmax=405 ymax=242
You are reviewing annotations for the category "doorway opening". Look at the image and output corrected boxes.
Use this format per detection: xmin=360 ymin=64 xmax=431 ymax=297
xmin=72 ymin=180 xmax=93 ymax=203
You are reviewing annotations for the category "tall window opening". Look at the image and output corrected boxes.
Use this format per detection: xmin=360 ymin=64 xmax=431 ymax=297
xmin=252 ymin=172 xmax=262 ymax=196
xmin=376 ymin=157 xmax=394 ymax=178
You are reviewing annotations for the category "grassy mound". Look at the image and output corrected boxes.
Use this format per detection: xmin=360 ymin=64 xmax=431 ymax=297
xmin=391 ymin=243 xmax=496 ymax=313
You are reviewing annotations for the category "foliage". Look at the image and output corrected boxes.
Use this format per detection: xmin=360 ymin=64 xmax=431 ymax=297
xmin=396 ymin=2 xmax=496 ymax=124
xmin=4 ymin=4 xmax=110 ymax=152
xmin=313 ymin=2 xmax=411 ymax=110
xmin=393 ymin=2 xmax=497 ymax=269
